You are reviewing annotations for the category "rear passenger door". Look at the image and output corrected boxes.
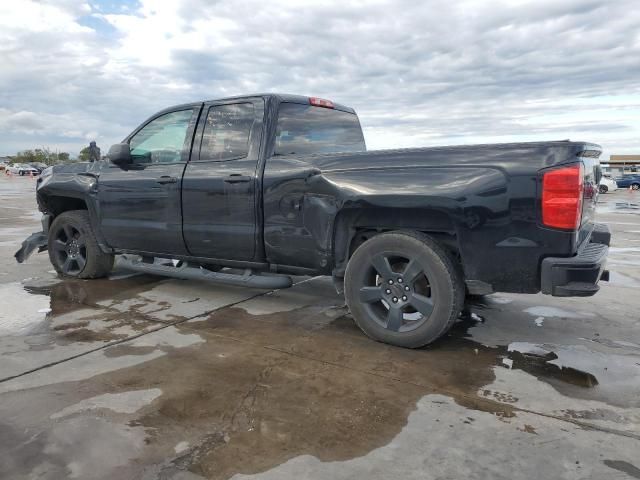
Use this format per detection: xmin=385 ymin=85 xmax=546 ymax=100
xmin=182 ymin=99 xmax=264 ymax=261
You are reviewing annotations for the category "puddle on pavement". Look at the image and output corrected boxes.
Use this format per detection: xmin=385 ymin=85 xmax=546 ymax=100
xmin=0 ymin=302 xmax=516 ymax=480
xmin=506 ymin=344 xmax=598 ymax=388
xmin=23 ymin=274 xmax=161 ymax=316
xmin=20 ymin=274 xmax=162 ymax=338
xmin=0 ymin=274 xmax=166 ymax=382
xmin=1 ymin=279 xmax=638 ymax=479
xmin=461 ymin=331 xmax=605 ymax=400
xmin=50 ymin=388 xmax=163 ymax=419
xmin=0 ymin=282 xmax=50 ymax=336
xmin=464 ymin=298 xmax=640 ymax=408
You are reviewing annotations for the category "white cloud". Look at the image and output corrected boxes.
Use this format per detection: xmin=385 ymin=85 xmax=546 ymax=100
xmin=0 ymin=0 xmax=638 ymax=158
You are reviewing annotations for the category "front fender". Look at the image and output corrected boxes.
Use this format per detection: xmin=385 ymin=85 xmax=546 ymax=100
xmin=37 ymin=170 xmax=111 ymax=254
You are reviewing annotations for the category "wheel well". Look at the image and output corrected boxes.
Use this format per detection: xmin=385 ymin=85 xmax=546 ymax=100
xmin=332 ymin=208 xmax=460 ymax=276
xmin=41 ymin=195 xmax=88 ymax=217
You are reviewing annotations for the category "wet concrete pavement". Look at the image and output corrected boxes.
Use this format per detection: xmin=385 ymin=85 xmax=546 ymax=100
xmin=1 ymin=175 xmax=639 ymax=479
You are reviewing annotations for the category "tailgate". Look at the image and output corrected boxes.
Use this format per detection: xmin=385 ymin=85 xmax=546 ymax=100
xmin=578 ymin=150 xmax=602 ymax=246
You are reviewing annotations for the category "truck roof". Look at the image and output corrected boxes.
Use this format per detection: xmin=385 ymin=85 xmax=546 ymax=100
xmin=156 ymin=93 xmax=356 ymax=116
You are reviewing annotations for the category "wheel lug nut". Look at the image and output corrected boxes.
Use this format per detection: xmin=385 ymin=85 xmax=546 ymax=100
xmin=385 ymin=289 xmax=391 ymax=294
xmin=404 ymin=286 xmax=410 ymax=291
xmin=388 ymin=279 xmax=393 ymax=285
xmin=402 ymin=296 xmax=407 ymax=301
xmin=392 ymin=297 xmax=398 ymax=303
xmin=398 ymin=278 xmax=403 ymax=283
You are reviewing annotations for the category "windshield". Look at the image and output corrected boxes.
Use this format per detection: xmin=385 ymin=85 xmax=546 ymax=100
xmin=274 ymin=103 xmax=366 ymax=156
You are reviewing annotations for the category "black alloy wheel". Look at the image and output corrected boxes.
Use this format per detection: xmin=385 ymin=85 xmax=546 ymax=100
xmin=357 ymin=253 xmax=435 ymax=333
xmin=345 ymin=231 xmax=464 ymax=348
xmin=50 ymin=222 xmax=88 ymax=275
xmin=47 ymin=210 xmax=114 ymax=279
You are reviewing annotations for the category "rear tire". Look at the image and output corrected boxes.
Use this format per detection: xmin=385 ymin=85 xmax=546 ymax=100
xmin=48 ymin=210 xmax=114 ymax=279
xmin=599 ymin=185 xmax=608 ymax=194
xmin=345 ymin=231 xmax=464 ymax=348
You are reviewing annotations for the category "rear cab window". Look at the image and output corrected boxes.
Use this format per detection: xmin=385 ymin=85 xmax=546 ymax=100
xmin=275 ymin=102 xmax=366 ymax=156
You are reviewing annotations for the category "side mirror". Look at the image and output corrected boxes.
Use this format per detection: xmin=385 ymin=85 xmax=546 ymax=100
xmin=108 ymin=143 xmax=132 ymax=166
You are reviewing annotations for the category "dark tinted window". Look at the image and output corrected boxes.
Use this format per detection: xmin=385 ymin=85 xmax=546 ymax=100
xmin=200 ymin=103 xmax=254 ymax=161
xmin=275 ymin=103 xmax=365 ymax=155
xmin=129 ymin=109 xmax=193 ymax=164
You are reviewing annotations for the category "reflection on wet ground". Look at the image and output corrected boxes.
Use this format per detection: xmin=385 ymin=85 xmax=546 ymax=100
xmin=506 ymin=343 xmax=599 ymax=388
xmin=2 ymin=272 xmax=639 ymax=478
xmin=0 ymin=179 xmax=639 ymax=479
xmin=23 ymin=274 xmax=161 ymax=315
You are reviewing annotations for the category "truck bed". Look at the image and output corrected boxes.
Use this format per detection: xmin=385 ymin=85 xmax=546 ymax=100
xmin=263 ymin=140 xmax=602 ymax=294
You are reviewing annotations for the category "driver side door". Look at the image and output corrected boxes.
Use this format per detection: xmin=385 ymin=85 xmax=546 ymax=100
xmin=97 ymin=106 xmax=201 ymax=255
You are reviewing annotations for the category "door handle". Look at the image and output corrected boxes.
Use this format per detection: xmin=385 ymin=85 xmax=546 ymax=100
xmin=224 ymin=174 xmax=252 ymax=184
xmin=156 ymin=176 xmax=177 ymax=184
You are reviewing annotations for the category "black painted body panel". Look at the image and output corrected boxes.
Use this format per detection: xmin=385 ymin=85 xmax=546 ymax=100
xmin=262 ymin=141 xmax=601 ymax=293
xmin=35 ymin=93 xmax=602 ymax=294
xmin=96 ymin=162 xmax=189 ymax=254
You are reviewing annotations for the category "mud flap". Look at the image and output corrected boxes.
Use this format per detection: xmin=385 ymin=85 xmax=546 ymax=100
xmin=15 ymin=231 xmax=48 ymax=263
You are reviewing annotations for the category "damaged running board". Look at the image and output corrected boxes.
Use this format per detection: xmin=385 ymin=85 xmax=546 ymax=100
xmin=118 ymin=256 xmax=292 ymax=289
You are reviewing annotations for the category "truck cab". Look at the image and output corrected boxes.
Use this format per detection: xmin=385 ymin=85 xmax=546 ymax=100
xmin=94 ymin=94 xmax=365 ymax=265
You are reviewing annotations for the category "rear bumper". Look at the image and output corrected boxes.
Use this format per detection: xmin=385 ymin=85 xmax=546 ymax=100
xmin=541 ymin=223 xmax=610 ymax=297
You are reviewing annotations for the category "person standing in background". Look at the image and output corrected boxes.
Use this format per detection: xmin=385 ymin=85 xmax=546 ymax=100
xmin=88 ymin=141 xmax=101 ymax=162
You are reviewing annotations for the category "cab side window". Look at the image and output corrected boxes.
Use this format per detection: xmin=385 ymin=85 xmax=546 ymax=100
xmin=199 ymin=103 xmax=254 ymax=161
xmin=129 ymin=109 xmax=194 ymax=164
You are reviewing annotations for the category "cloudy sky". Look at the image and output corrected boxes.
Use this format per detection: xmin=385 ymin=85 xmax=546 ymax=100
xmin=1 ymin=0 xmax=639 ymax=159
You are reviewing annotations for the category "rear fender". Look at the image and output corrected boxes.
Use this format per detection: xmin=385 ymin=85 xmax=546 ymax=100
xmin=332 ymin=206 xmax=457 ymax=276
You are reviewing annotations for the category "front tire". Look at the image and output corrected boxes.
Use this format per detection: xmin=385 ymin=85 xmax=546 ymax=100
xmin=345 ymin=231 xmax=464 ymax=348
xmin=599 ymin=185 xmax=608 ymax=194
xmin=632 ymin=183 xmax=640 ymax=191
xmin=48 ymin=210 xmax=114 ymax=279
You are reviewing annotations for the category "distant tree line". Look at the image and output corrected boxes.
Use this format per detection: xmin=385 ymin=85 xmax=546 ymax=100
xmin=7 ymin=145 xmax=99 ymax=165
xmin=12 ymin=147 xmax=73 ymax=165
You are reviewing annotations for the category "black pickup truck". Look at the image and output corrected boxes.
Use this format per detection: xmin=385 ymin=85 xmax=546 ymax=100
xmin=16 ymin=93 xmax=610 ymax=348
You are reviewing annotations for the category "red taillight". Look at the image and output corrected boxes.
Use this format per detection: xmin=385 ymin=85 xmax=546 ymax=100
xmin=542 ymin=163 xmax=584 ymax=230
xmin=309 ymin=97 xmax=335 ymax=109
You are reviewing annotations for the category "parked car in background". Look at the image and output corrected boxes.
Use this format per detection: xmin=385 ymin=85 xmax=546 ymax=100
xmin=599 ymin=175 xmax=618 ymax=194
xmin=29 ymin=162 xmax=48 ymax=173
xmin=7 ymin=163 xmax=40 ymax=176
xmin=615 ymin=174 xmax=640 ymax=190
